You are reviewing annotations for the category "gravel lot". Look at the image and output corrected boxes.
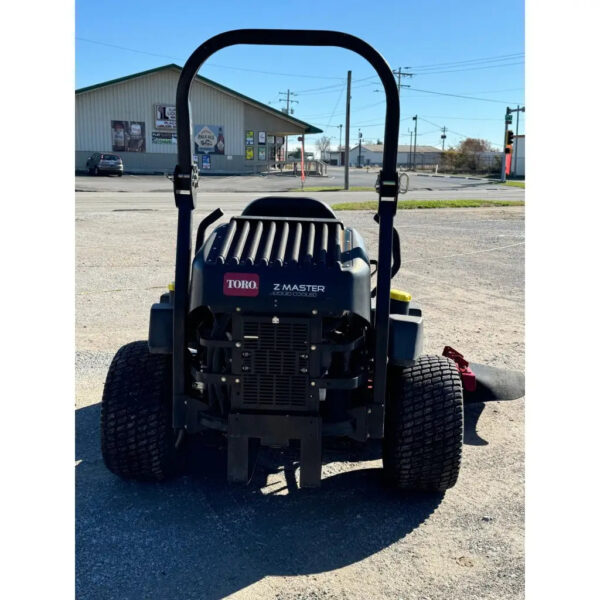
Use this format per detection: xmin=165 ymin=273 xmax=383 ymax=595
xmin=76 ymin=192 xmax=524 ymax=600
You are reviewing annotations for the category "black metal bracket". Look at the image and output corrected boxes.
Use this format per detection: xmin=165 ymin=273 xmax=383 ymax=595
xmin=173 ymin=163 xmax=196 ymax=210
xmin=228 ymin=413 xmax=322 ymax=488
xmin=195 ymin=208 xmax=224 ymax=255
xmin=314 ymin=373 xmax=367 ymax=390
xmin=377 ymin=170 xmax=399 ymax=204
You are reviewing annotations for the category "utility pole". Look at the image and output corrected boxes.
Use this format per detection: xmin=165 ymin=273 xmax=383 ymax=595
xmin=278 ymin=89 xmax=298 ymax=115
xmin=441 ymin=126 xmax=447 ymax=151
xmin=279 ymin=89 xmax=298 ymax=161
xmin=392 ymin=67 xmax=412 ymax=111
xmin=338 ymin=124 xmax=343 ymax=150
xmin=393 ymin=67 xmax=412 ymax=166
xmin=344 ymin=71 xmax=351 ymax=190
xmin=412 ymin=115 xmax=418 ymax=171
xmin=513 ymin=105 xmax=525 ymax=178
xmin=408 ymin=129 xmax=413 ymax=169
xmin=358 ymin=129 xmax=362 ymax=167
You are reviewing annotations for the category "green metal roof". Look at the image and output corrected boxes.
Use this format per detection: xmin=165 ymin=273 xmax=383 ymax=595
xmin=76 ymin=64 xmax=322 ymax=134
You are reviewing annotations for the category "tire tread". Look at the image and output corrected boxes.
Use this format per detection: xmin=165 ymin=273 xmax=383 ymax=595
xmin=100 ymin=341 xmax=177 ymax=481
xmin=383 ymin=355 xmax=464 ymax=491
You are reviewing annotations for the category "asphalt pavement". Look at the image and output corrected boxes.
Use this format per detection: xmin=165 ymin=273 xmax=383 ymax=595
xmin=75 ymin=166 xmax=519 ymax=196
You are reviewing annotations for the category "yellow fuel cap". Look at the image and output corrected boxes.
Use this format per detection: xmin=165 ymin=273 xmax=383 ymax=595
xmin=168 ymin=282 xmax=175 ymax=292
xmin=390 ymin=289 xmax=411 ymax=302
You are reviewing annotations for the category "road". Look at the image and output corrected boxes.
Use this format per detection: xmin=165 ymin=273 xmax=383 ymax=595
xmin=76 ymin=190 xmax=524 ymax=600
xmin=75 ymin=166 xmax=522 ymax=198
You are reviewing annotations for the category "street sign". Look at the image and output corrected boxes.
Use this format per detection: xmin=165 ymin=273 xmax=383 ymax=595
xmin=505 ymin=115 xmax=513 ymax=124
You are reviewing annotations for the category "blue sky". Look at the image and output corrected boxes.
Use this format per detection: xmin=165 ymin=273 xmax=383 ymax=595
xmin=75 ymin=0 xmax=524 ymax=152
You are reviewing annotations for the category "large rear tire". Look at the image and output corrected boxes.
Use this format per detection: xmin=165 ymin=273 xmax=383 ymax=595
xmin=101 ymin=341 xmax=179 ymax=481
xmin=383 ymin=355 xmax=463 ymax=491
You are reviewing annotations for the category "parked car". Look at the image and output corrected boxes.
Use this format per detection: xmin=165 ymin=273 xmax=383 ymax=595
xmin=86 ymin=153 xmax=123 ymax=176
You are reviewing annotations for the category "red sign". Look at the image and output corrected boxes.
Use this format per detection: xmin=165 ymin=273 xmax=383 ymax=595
xmin=223 ymin=273 xmax=259 ymax=297
xmin=300 ymin=138 xmax=306 ymax=182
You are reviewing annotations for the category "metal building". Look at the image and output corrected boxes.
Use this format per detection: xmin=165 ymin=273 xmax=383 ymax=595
xmin=347 ymin=144 xmax=442 ymax=168
xmin=76 ymin=64 xmax=321 ymax=174
xmin=511 ymin=135 xmax=525 ymax=177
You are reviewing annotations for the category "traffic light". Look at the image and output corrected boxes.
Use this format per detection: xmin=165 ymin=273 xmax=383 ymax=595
xmin=504 ymin=130 xmax=514 ymax=154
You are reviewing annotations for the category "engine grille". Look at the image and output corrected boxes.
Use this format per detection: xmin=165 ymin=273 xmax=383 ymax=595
xmin=234 ymin=319 xmax=316 ymax=411
xmin=209 ymin=217 xmax=344 ymax=268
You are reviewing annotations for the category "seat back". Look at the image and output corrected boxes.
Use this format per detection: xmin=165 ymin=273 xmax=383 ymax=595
xmin=241 ymin=196 xmax=338 ymax=219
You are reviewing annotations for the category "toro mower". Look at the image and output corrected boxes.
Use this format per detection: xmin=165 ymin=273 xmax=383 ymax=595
xmin=101 ymin=30 xmax=524 ymax=490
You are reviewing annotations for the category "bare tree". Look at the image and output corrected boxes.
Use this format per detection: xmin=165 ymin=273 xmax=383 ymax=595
xmin=316 ymin=135 xmax=331 ymax=161
xmin=457 ymin=138 xmax=492 ymax=153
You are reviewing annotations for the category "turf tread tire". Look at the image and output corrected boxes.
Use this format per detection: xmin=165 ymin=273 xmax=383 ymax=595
xmin=101 ymin=341 xmax=178 ymax=481
xmin=383 ymin=355 xmax=463 ymax=491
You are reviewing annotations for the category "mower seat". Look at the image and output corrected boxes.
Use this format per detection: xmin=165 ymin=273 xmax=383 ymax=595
xmin=241 ymin=196 xmax=338 ymax=219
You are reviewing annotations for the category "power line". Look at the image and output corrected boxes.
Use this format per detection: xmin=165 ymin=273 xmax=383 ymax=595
xmin=295 ymin=74 xmax=379 ymax=94
xmin=300 ymin=99 xmax=386 ymax=120
xmin=412 ymin=53 xmax=524 ymax=71
xmin=76 ymin=36 xmax=181 ymax=60
xmin=76 ymin=37 xmax=347 ymax=80
xmin=404 ymin=86 xmax=521 ymax=104
xmin=297 ymin=80 xmax=382 ymax=96
xmin=309 ymin=116 xmax=413 ymax=129
xmin=420 ymin=114 xmax=506 ymax=121
xmin=77 ymin=37 xmax=524 ymax=85
xmin=297 ymin=54 xmax=524 ymax=91
xmin=299 ymin=84 xmax=523 ymax=121
xmin=408 ymin=52 xmax=524 ymax=70
xmin=325 ymin=85 xmax=346 ymax=129
xmin=413 ymin=61 xmax=523 ymax=76
xmin=419 ymin=116 xmax=443 ymax=130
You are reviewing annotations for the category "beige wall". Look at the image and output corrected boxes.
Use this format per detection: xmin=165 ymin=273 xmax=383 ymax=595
xmin=76 ymin=67 xmax=309 ymax=173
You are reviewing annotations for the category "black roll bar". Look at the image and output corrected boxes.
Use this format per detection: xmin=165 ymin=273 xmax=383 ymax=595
xmin=172 ymin=30 xmax=400 ymax=434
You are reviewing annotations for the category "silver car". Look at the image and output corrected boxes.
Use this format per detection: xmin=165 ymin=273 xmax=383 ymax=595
xmin=86 ymin=152 xmax=124 ymax=176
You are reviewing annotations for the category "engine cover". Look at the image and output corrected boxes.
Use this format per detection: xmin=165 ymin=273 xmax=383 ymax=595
xmin=190 ymin=215 xmax=371 ymax=321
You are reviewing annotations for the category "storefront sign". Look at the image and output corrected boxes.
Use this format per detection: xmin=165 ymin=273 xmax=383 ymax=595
xmin=246 ymin=130 xmax=254 ymax=145
xmin=151 ymin=131 xmax=177 ymax=145
xmin=112 ymin=120 xmax=146 ymax=152
xmin=201 ymin=154 xmax=211 ymax=169
xmin=258 ymin=147 xmax=266 ymax=160
xmin=246 ymin=147 xmax=254 ymax=160
xmin=258 ymin=131 xmax=266 ymax=144
xmin=155 ymin=105 xmax=176 ymax=129
xmin=193 ymin=125 xmax=225 ymax=154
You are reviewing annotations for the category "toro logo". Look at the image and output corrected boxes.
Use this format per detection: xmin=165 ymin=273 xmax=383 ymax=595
xmin=223 ymin=273 xmax=259 ymax=297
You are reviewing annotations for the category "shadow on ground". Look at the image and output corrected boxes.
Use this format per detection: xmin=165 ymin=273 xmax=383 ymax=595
xmin=464 ymin=402 xmax=489 ymax=446
xmin=76 ymin=403 xmax=450 ymax=599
